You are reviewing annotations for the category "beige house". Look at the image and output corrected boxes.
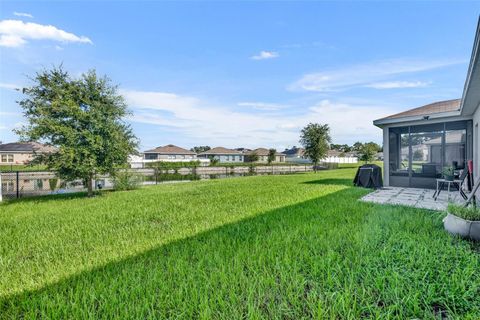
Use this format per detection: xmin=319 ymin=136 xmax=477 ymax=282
xmin=245 ymin=148 xmax=286 ymax=163
xmin=197 ymin=147 xmax=244 ymax=163
xmin=0 ymin=142 xmax=56 ymax=165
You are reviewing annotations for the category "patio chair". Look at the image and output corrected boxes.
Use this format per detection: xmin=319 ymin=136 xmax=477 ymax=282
xmin=453 ymin=169 xmax=468 ymax=200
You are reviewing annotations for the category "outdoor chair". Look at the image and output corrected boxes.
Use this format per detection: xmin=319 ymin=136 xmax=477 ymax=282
xmin=453 ymin=169 xmax=468 ymax=200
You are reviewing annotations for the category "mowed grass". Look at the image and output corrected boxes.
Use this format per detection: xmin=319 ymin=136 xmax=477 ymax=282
xmin=0 ymin=169 xmax=479 ymax=319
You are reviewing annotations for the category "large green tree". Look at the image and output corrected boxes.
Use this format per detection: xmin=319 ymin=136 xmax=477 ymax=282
xmin=267 ymin=148 xmax=276 ymax=164
xmin=16 ymin=67 xmax=138 ymax=196
xmin=299 ymin=123 xmax=331 ymax=170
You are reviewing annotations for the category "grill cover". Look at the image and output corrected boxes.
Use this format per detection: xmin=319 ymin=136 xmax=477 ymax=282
xmin=353 ymin=164 xmax=383 ymax=189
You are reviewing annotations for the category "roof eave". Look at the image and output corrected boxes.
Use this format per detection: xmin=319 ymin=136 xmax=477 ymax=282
xmin=373 ymin=110 xmax=463 ymax=127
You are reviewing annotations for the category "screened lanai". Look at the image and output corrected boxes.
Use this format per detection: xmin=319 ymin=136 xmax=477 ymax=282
xmin=388 ymin=120 xmax=472 ymax=188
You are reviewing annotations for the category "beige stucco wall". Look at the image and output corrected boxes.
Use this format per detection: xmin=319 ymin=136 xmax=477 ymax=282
xmin=0 ymin=152 xmax=34 ymax=165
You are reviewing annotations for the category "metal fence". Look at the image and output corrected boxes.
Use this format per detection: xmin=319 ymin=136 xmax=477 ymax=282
xmin=0 ymin=171 xmax=88 ymax=200
xmin=0 ymin=164 xmax=327 ymax=200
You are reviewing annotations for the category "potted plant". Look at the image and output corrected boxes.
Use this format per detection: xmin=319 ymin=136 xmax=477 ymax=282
xmin=442 ymin=166 xmax=455 ymax=181
xmin=443 ymin=203 xmax=480 ymax=241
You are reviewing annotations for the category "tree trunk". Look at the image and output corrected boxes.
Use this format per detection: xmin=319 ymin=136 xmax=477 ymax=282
xmin=86 ymin=173 xmax=94 ymax=196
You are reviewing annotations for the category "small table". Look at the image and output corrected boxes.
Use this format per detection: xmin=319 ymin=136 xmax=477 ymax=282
xmin=433 ymin=179 xmax=458 ymax=201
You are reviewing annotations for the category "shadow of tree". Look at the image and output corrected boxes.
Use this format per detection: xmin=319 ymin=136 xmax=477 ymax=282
xmin=1 ymin=188 xmax=371 ymax=318
xmin=302 ymin=178 xmax=353 ymax=186
xmin=1 ymin=185 xmax=477 ymax=319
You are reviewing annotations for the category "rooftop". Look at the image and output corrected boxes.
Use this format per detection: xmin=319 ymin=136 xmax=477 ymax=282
xmin=0 ymin=142 xmax=57 ymax=153
xmin=144 ymin=144 xmax=196 ymax=155
xmin=198 ymin=147 xmax=242 ymax=155
xmin=374 ymin=99 xmax=461 ymax=125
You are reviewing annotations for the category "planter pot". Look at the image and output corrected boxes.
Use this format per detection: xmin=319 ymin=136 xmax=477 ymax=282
xmin=444 ymin=175 xmax=454 ymax=182
xmin=443 ymin=213 xmax=480 ymax=241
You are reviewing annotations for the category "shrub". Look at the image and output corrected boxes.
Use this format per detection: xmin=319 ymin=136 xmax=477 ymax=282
xmin=448 ymin=203 xmax=480 ymax=221
xmin=112 ymin=169 xmax=143 ymax=191
xmin=48 ymin=178 xmax=58 ymax=191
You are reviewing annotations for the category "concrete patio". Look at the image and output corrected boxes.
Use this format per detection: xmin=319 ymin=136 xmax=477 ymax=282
xmin=360 ymin=187 xmax=465 ymax=211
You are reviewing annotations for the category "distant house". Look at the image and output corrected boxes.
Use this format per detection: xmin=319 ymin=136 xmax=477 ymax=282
xmin=323 ymin=150 xmax=358 ymax=164
xmin=0 ymin=142 xmax=57 ymax=165
xmin=197 ymin=147 xmax=244 ymax=163
xmin=143 ymin=144 xmax=197 ymax=161
xmin=283 ymin=146 xmax=309 ymax=163
xmin=245 ymin=148 xmax=286 ymax=163
xmin=234 ymin=147 xmax=252 ymax=153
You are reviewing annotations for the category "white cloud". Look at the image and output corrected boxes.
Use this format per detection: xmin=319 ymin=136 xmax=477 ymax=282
xmin=251 ymin=50 xmax=279 ymax=60
xmin=123 ymin=90 xmax=393 ymax=148
xmin=365 ymin=80 xmax=430 ymax=89
xmin=0 ymin=82 xmax=21 ymax=90
xmin=13 ymin=12 xmax=33 ymax=18
xmin=0 ymin=19 xmax=92 ymax=47
xmin=289 ymin=58 xmax=464 ymax=92
xmin=237 ymin=102 xmax=287 ymax=111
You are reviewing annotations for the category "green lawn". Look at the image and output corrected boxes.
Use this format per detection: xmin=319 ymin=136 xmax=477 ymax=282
xmin=1 ymin=168 xmax=479 ymax=319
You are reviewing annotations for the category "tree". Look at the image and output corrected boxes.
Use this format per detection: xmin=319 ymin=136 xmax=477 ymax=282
xmin=267 ymin=148 xmax=276 ymax=164
xmin=413 ymin=149 xmax=424 ymax=161
xmin=358 ymin=142 xmax=381 ymax=164
xmin=16 ymin=67 xmax=138 ymax=196
xmin=352 ymin=141 xmax=364 ymax=152
xmin=191 ymin=146 xmax=211 ymax=153
xmin=299 ymin=123 xmax=331 ymax=170
xmin=246 ymin=151 xmax=259 ymax=163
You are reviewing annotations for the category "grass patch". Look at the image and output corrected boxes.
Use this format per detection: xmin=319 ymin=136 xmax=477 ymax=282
xmin=448 ymin=203 xmax=480 ymax=221
xmin=0 ymin=169 xmax=479 ymax=318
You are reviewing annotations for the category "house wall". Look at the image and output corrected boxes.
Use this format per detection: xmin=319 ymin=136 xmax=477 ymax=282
xmin=473 ymin=104 xmax=480 ymax=181
xmin=0 ymin=152 xmax=33 ymax=165
xmin=144 ymin=153 xmax=196 ymax=160
xmin=322 ymin=156 xmax=358 ymax=164
xmin=197 ymin=154 xmax=244 ymax=162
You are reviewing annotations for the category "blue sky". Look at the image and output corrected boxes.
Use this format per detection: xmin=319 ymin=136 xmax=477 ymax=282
xmin=0 ymin=1 xmax=478 ymax=151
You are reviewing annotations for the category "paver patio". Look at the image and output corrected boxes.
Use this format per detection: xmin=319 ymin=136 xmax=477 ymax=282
xmin=361 ymin=186 xmax=465 ymax=211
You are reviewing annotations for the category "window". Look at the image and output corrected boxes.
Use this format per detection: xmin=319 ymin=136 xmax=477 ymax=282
xmin=1 ymin=154 xmax=14 ymax=162
xmin=2 ymin=181 xmax=14 ymax=192
xmin=34 ymin=179 xmax=43 ymax=191
xmin=145 ymin=153 xmax=158 ymax=160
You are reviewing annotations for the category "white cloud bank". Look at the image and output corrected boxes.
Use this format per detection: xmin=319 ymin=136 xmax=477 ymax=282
xmin=365 ymin=80 xmax=430 ymax=89
xmin=289 ymin=58 xmax=464 ymax=92
xmin=0 ymin=19 xmax=92 ymax=47
xmin=13 ymin=12 xmax=33 ymax=18
xmin=251 ymin=50 xmax=279 ymax=60
xmin=123 ymin=90 xmax=394 ymax=148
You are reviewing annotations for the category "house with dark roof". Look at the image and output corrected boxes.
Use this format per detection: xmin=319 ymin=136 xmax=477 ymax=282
xmin=245 ymin=148 xmax=286 ymax=163
xmin=0 ymin=142 xmax=57 ymax=165
xmin=373 ymin=19 xmax=480 ymax=189
xmin=197 ymin=147 xmax=244 ymax=163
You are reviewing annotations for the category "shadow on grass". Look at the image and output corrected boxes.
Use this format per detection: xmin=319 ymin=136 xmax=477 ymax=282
xmin=0 ymin=191 xmax=107 ymax=206
xmin=0 ymin=188 xmax=369 ymax=318
xmin=302 ymin=178 xmax=353 ymax=186
xmin=1 ymin=186 xmax=475 ymax=318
